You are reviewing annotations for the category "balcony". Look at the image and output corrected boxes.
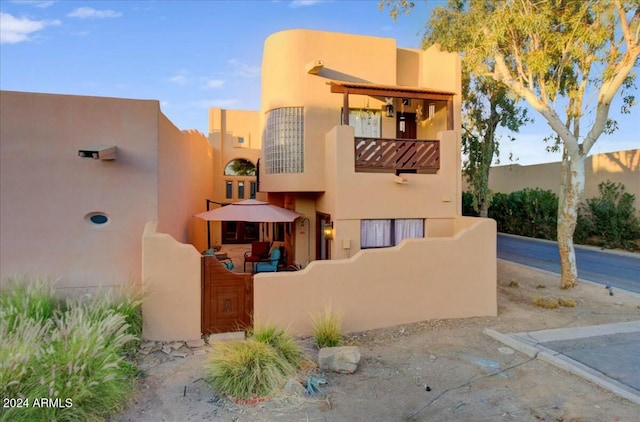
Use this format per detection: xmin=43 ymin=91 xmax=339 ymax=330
xmin=354 ymin=137 xmax=440 ymax=173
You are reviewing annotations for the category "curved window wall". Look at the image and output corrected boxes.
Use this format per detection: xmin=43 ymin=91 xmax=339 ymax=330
xmin=264 ymin=107 xmax=304 ymax=174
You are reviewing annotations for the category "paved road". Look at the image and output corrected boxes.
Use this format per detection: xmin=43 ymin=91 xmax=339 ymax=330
xmin=497 ymin=233 xmax=640 ymax=293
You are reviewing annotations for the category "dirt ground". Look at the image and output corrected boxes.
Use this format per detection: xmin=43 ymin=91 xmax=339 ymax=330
xmin=114 ymin=261 xmax=640 ymax=422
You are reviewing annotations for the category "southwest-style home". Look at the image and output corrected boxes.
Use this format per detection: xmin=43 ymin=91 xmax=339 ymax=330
xmin=0 ymin=29 xmax=497 ymax=341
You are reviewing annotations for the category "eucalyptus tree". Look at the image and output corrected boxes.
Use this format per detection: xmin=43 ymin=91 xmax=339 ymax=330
xmin=383 ymin=0 xmax=639 ymax=288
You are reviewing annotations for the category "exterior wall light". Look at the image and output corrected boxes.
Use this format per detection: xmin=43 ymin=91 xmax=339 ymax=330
xmin=323 ymin=222 xmax=334 ymax=240
xmin=384 ymin=98 xmax=394 ymax=117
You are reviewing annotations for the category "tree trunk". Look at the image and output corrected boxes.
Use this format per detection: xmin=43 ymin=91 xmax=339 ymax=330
xmin=479 ymin=202 xmax=489 ymax=218
xmin=557 ymin=155 xmax=585 ymax=289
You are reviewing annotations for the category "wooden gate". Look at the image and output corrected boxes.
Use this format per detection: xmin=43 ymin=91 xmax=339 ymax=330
xmin=201 ymin=256 xmax=253 ymax=334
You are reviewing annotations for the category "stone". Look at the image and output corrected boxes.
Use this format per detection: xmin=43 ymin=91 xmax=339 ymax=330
xmin=186 ymin=338 xmax=206 ymax=348
xmin=161 ymin=346 xmax=172 ymax=355
xmin=498 ymin=347 xmax=514 ymax=355
xmin=172 ymin=351 xmax=188 ymax=358
xmin=168 ymin=341 xmax=184 ymax=350
xmin=283 ymin=378 xmax=307 ymax=397
xmin=318 ymin=346 xmax=361 ymax=374
xmin=192 ymin=348 xmax=206 ymax=356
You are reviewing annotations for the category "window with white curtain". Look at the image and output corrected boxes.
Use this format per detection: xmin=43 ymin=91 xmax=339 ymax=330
xmin=348 ymin=109 xmax=381 ymax=138
xmin=361 ymin=218 xmax=424 ymax=248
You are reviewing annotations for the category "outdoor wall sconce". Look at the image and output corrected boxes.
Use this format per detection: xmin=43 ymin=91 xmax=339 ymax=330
xmin=78 ymin=145 xmax=117 ymax=160
xmin=384 ymin=98 xmax=394 ymax=117
xmin=323 ymin=222 xmax=334 ymax=240
xmin=399 ymin=114 xmax=406 ymax=132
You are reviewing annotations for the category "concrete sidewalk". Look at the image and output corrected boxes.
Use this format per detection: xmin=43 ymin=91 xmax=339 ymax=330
xmin=485 ymin=320 xmax=640 ymax=406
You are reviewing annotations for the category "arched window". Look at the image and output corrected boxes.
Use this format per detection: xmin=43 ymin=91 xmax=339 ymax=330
xmin=224 ymin=159 xmax=256 ymax=176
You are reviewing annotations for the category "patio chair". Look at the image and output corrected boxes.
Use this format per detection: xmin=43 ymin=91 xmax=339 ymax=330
xmin=254 ymin=247 xmax=281 ymax=273
xmin=243 ymin=241 xmax=271 ymax=272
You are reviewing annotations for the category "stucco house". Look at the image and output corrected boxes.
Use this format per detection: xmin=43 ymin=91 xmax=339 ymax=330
xmin=246 ymin=29 xmax=497 ymax=335
xmin=1 ymin=29 xmax=497 ymax=341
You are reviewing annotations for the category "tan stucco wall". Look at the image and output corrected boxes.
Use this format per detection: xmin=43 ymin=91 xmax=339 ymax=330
xmin=254 ymin=217 xmax=496 ymax=336
xmin=478 ymin=149 xmax=640 ymax=203
xmin=318 ymin=126 xmax=461 ymax=258
xmin=0 ymin=91 xmax=159 ymax=289
xmin=158 ymin=117 xmax=213 ymax=252
xmin=141 ymin=222 xmax=201 ymax=341
xmin=0 ymin=91 xmax=215 ymax=292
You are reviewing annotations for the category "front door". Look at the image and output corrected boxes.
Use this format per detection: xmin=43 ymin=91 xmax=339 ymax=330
xmin=316 ymin=213 xmax=331 ymax=260
xmin=397 ymin=112 xmax=417 ymax=139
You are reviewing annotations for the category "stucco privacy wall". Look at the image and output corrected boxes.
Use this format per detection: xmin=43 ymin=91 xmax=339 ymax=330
xmin=478 ymin=149 xmax=640 ymax=204
xmin=141 ymin=222 xmax=200 ymax=341
xmin=157 ymin=114 xmax=213 ymax=252
xmin=254 ymin=217 xmax=496 ymax=336
xmin=0 ymin=91 xmax=159 ymax=289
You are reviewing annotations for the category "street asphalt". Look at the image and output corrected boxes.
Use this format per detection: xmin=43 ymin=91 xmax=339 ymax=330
xmin=494 ymin=233 xmax=640 ymax=405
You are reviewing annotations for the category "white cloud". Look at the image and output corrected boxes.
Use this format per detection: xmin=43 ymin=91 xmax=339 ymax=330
xmin=202 ymin=78 xmax=226 ymax=89
xmin=11 ymin=0 xmax=55 ymax=7
xmin=190 ymin=99 xmax=240 ymax=109
xmin=0 ymin=12 xmax=60 ymax=44
xmin=168 ymin=70 xmax=189 ymax=85
xmin=227 ymin=59 xmax=260 ymax=79
xmin=68 ymin=7 xmax=122 ymax=19
xmin=290 ymin=0 xmax=322 ymax=7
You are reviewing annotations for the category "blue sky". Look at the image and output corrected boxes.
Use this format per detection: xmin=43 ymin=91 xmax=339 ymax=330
xmin=1 ymin=0 xmax=637 ymax=165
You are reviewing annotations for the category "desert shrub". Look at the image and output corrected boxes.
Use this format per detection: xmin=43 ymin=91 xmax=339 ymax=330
xmin=578 ymin=181 xmax=640 ymax=250
xmin=311 ymin=307 xmax=343 ymax=348
xmin=205 ymin=339 xmax=293 ymax=399
xmin=533 ymin=296 xmax=559 ymax=309
xmin=250 ymin=325 xmax=304 ymax=369
xmin=0 ymin=277 xmax=139 ymax=422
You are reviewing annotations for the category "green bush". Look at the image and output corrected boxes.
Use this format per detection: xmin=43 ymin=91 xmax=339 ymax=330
xmin=462 ymin=191 xmax=479 ymax=217
xmin=250 ymin=325 xmax=304 ymax=369
xmin=205 ymin=339 xmax=293 ymax=399
xmin=488 ymin=188 xmax=558 ymax=240
xmin=0 ymin=277 xmax=140 ymax=422
xmin=578 ymin=181 xmax=640 ymax=250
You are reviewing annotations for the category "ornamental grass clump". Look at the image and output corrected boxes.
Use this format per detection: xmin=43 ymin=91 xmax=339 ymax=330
xmin=0 ymin=276 xmax=61 ymax=329
xmin=205 ymin=339 xmax=293 ymax=399
xmin=0 ymin=276 xmax=140 ymax=422
xmin=251 ymin=325 xmax=304 ymax=369
xmin=311 ymin=307 xmax=343 ymax=348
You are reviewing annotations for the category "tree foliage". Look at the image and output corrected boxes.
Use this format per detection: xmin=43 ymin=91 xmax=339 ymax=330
xmin=382 ymin=0 xmax=640 ymax=288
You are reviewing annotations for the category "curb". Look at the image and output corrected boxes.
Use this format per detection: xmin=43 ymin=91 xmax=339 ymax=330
xmin=483 ymin=328 xmax=640 ymax=406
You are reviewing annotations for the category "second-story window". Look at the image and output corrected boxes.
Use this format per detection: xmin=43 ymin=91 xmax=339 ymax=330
xmin=264 ymin=107 xmax=304 ymax=174
xmin=238 ymin=181 xmax=245 ymax=199
xmin=225 ymin=181 xmax=233 ymax=199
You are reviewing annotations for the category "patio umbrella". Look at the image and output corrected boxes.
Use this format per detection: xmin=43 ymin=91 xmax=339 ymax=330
xmin=195 ymin=199 xmax=302 ymax=222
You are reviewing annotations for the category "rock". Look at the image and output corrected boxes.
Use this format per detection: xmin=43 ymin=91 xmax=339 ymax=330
xmin=192 ymin=348 xmax=206 ymax=356
xmin=283 ymin=378 xmax=307 ymax=396
xmin=168 ymin=341 xmax=184 ymax=350
xmin=318 ymin=346 xmax=361 ymax=374
xmin=498 ymin=347 xmax=514 ymax=355
xmin=187 ymin=338 xmax=206 ymax=348
xmin=172 ymin=351 xmax=188 ymax=358
xmin=161 ymin=346 xmax=172 ymax=355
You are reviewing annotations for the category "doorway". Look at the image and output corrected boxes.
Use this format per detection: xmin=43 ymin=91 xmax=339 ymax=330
xmin=316 ymin=213 xmax=331 ymax=260
xmin=397 ymin=112 xmax=417 ymax=139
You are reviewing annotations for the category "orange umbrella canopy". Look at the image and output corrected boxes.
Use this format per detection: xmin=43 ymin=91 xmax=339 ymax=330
xmin=195 ymin=199 xmax=302 ymax=222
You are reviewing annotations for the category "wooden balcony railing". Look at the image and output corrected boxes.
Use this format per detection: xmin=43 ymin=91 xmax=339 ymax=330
xmin=354 ymin=137 xmax=440 ymax=173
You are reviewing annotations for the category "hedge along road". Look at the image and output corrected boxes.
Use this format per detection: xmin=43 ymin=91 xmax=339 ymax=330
xmin=497 ymin=233 xmax=640 ymax=293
